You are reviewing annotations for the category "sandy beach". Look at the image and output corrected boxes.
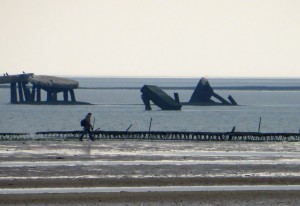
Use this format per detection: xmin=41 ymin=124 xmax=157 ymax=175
xmin=0 ymin=140 xmax=299 ymax=205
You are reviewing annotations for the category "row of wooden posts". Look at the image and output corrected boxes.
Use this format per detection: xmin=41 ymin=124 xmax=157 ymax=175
xmin=10 ymin=82 xmax=76 ymax=103
xmin=33 ymin=130 xmax=300 ymax=141
xmin=1 ymin=130 xmax=299 ymax=141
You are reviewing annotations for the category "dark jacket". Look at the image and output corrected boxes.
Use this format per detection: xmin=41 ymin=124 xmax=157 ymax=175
xmin=84 ymin=114 xmax=92 ymax=130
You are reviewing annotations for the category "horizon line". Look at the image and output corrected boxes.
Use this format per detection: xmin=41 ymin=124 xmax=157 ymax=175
xmin=53 ymin=75 xmax=300 ymax=79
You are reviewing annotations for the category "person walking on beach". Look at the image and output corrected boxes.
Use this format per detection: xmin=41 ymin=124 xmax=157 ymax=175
xmin=79 ymin=113 xmax=95 ymax=141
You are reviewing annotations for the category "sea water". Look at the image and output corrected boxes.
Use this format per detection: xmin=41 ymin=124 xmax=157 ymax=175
xmin=0 ymin=78 xmax=300 ymax=134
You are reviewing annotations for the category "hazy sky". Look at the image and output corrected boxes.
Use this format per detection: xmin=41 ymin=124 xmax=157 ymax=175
xmin=1 ymin=0 xmax=300 ymax=77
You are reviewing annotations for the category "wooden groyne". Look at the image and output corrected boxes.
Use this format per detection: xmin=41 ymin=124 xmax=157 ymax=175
xmin=1 ymin=131 xmax=298 ymax=141
xmin=35 ymin=131 xmax=300 ymax=142
xmin=0 ymin=133 xmax=31 ymax=140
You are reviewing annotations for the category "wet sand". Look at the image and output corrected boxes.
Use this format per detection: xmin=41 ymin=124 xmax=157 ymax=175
xmin=0 ymin=140 xmax=300 ymax=205
xmin=2 ymin=191 xmax=300 ymax=205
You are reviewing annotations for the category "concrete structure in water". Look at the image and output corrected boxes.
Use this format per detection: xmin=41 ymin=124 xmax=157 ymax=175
xmin=141 ymin=77 xmax=238 ymax=110
xmin=188 ymin=78 xmax=238 ymax=106
xmin=0 ymin=73 xmax=87 ymax=104
xmin=141 ymin=85 xmax=182 ymax=110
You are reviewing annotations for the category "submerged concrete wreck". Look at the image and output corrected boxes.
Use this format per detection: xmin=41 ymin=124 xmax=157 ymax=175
xmin=141 ymin=85 xmax=182 ymax=110
xmin=0 ymin=73 xmax=89 ymax=105
xmin=188 ymin=78 xmax=238 ymax=106
xmin=141 ymin=77 xmax=238 ymax=110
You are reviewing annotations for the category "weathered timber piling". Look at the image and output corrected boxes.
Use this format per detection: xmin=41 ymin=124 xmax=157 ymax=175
xmin=35 ymin=130 xmax=300 ymax=142
xmin=228 ymin=127 xmax=236 ymax=141
xmin=258 ymin=117 xmax=262 ymax=133
xmin=126 ymin=124 xmax=133 ymax=132
xmin=0 ymin=133 xmax=31 ymax=140
xmin=148 ymin=118 xmax=152 ymax=132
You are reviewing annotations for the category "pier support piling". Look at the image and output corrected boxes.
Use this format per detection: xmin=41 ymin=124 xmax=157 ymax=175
xmin=31 ymin=85 xmax=36 ymax=102
xmin=22 ymin=82 xmax=31 ymax=102
xmin=52 ymin=92 xmax=57 ymax=102
xmin=10 ymin=83 xmax=17 ymax=103
xmin=17 ymin=82 xmax=24 ymax=102
xmin=47 ymin=91 xmax=52 ymax=102
xmin=63 ymin=90 xmax=69 ymax=102
xmin=1 ymin=73 xmax=81 ymax=105
xmin=69 ymin=89 xmax=76 ymax=102
xmin=36 ymin=86 xmax=41 ymax=102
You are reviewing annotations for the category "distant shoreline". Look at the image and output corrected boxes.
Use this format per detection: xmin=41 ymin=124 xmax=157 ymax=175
xmin=78 ymin=86 xmax=300 ymax=91
xmin=2 ymin=85 xmax=300 ymax=91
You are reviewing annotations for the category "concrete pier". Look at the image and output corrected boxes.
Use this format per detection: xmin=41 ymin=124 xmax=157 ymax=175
xmin=0 ymin=73 xmax=85 ymax=105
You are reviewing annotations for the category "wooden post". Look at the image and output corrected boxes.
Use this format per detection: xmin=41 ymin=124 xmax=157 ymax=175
xmin=36 ymin=86 xmax=41 ymax=102
xmin=17 ymin=82 xmax=24 ymax=102
xmin=63 ymin=90 xmax=69 ymax=102
xmin=228 ymin=126 xmax=235 ymax=141
xmin=149 ymin=118 xmax=152 ymax=132
xmin=10 ymin=83 xmax=17 ymax=103
xmin=69 ymin=89 xmax=76 ymax=102
xmin=126 ymin=124 xmax=133 ymax=132
xmin=258 ymin=117 xmax=262 ymax=133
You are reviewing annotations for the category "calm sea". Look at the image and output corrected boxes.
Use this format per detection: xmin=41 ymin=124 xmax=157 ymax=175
xmin=0 ymin=78 xmax=300 ymax=134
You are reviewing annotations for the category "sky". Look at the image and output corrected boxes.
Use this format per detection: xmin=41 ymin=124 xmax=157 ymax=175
xmin=0 ymin=0 xmax=300 ymax=78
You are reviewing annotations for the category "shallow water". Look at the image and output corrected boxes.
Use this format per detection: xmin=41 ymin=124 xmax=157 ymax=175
xmin=0 ymin=78 xmax=300 ymax=134
xmin=1 ymin=159 xmax=300 ymax=168
xmin=1 ymin=141 xmax=299 ymax=180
